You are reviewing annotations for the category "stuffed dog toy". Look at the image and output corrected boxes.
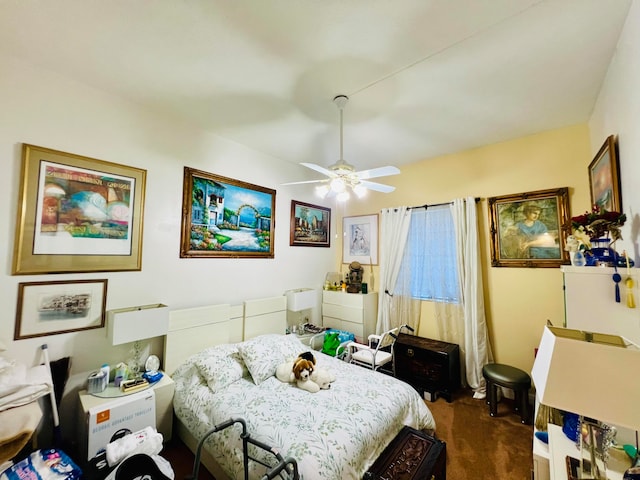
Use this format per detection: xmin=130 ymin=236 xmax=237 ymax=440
xmin=310 ymin=368 xmax=335 ymax=390
xmin=276 ymin=352 xmax=321 ymax=393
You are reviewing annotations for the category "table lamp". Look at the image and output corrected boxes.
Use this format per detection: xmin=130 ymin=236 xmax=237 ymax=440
xmin=107 ymin=303 xmax=169 ymax=378
xmin=532 ymin=326 xmax=640 ymax=479
xmin=285 ymin=288 xmax=317 ymax=331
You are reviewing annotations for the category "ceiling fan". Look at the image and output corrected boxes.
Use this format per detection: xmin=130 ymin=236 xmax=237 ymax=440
xmin=283 ymin=94 xmax=400 ymax=201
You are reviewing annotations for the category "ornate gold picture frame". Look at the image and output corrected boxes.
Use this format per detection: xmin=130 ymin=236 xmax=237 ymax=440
xmin=180 ymin=167 xmax=276 ymax=258
xmin=488 ymin=187 xmax=571 ymax=268
xmin=12 ymin=144 xmax=146 ymax=274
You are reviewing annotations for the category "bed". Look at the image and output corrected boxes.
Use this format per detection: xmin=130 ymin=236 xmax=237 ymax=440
xmin=165 ymin=296 xmax=436 ymax=480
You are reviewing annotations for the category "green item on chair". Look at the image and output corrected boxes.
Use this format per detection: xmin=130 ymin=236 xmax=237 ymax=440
xmin=321 ymin=332 xmax=341 ymax=357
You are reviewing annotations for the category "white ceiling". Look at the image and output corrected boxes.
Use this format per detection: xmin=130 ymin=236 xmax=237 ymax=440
xmin=0 ymin=0 xmax=632 ymax=174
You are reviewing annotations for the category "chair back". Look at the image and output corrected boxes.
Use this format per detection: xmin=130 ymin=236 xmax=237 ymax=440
xmin=376 ymin=327 xmax=399 ymax=350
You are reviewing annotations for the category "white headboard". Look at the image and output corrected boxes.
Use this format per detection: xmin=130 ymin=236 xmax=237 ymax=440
xmin=163 ymin=303 xmax=243 ymax=375
xmin=243 ymin=295 xmax=287 ymax=339
xmin=163 ymin=295 xmax=287 ymax=375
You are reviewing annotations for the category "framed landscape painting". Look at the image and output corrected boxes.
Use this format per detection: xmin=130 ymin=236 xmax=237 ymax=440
xmin=12 ymin=144 xmax=146 ymax=275
xmin=180 ymin=167 xmax=276 ymax=258
xmin=488 ymin=187 xmax=571 ymax=268
xmin=589 ymin=135 xmax=622 ymax=213
xmin=290 ymin=200 xmax=330 ymax=247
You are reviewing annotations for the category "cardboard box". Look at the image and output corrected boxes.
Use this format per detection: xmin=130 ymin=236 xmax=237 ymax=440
xmin=85 ymin=390 xmax=156 ymax=460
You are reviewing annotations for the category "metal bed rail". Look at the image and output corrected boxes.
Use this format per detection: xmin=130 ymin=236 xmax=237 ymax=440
xmin=186 ymin=417 xmax=299 ymax=480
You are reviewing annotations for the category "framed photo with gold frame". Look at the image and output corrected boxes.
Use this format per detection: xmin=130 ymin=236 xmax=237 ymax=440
xmin=589 ymin=134 xmax=622 ymax=212
xmin=180 ymin=167 xmax=275 ymax=258
xmin=488 ymin=187 xmax=571 ymax=268
xmin=290 ymin=200 xmax=330 ymax=247
xmin=343 ymin=214 xmax=379 ymax=265
xmin=15 ymin=279 xmax=108 ymax=340
xmin=12 ymin=144 xmax=146 ymax=275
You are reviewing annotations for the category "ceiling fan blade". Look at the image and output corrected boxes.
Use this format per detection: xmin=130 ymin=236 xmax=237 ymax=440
xmin=281 ymin=179 xmax=325 ymax=186
xmin=301 ymin=162 xmax=336 ymax=177
xmin=354 ymin=166 xmax=401 ymax=180
xmin=360 ymin=180 xmax=396 ymax=193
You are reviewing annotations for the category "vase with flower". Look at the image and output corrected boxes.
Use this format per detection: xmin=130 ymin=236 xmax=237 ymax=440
xmin=570 ymin=206 xmax=627 ymax=267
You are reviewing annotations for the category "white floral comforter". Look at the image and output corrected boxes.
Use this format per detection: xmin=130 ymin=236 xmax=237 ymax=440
xmin=172 ymin=334 xmax=435 ymax=480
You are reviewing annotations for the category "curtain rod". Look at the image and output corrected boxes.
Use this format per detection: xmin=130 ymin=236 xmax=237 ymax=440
xmin=408 ymin=197 xmax=481 ymax=210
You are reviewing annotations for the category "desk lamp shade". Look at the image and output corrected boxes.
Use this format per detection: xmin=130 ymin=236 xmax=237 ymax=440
xmin=531 ymin=326 xmax=640 ymax=431
xmin=107 ymin=303 xmax=169 ymax=345
xmin=285 ymin=289 xmax=316 ymax=312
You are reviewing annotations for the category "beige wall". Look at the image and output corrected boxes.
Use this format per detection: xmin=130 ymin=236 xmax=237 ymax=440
xmin=344 ymin=123 xmax=592 ymax=374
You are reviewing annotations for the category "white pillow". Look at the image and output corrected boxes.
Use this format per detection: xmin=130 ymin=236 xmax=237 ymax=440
xmin=238 ymin=334 xmax=311 ymax=385
xmin=193 ymin=344 xmax=248 ymax=393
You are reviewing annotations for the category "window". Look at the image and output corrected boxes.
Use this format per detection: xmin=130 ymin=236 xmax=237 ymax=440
xmin=396 ymin=205 xmax=459 ymax=303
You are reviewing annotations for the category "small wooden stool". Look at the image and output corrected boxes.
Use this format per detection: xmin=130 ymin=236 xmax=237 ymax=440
xmin=482 ymin=363 xmax=531 ymax=424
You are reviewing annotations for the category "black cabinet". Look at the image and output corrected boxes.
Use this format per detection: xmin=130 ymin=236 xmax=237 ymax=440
xmin=394 ymin=333 xmax=460 ymax=402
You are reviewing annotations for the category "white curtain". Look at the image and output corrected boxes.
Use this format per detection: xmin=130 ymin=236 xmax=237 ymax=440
xmin=376 ymin=207 xmax=415 ymax=333
xmin=435 ymin=197 xmax=493 ymax=398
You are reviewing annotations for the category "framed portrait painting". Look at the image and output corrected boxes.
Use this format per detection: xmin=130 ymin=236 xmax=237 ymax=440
xmin=343 ymin=214 xmax=378 ymax=265
xmin=15 ymin=279 xmax=108 ymax=340
xmin=180 ymin=167 xmax=275 ymax=258
xmin=488 ymin=187 xmax=571 ymax=268
xmin=290 ymin=200 xmax=330 ymax=247
xmin=589 ymin=135 xmax=622 ymax=213
xmin=12 ymin=144 xmax=146 ymax=275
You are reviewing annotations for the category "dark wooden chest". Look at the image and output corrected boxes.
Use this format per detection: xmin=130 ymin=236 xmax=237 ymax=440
xmin=364 ymin=426 xmax=446 ymax=480
xmin=393 ymin=333 xmax=460 ymax=402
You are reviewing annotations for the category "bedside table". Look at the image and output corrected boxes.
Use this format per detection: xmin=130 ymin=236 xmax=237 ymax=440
xmin=77 ymin=374 xmax=175 ymax=462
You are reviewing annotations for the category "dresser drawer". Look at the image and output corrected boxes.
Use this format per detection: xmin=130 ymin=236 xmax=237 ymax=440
xmin=322 ymin=302 xmax=363 ymax=324
xmin=322 ymin=290 xmax=367 ymax=308
xmin=322 ymin=316 xmax=364 ymax=339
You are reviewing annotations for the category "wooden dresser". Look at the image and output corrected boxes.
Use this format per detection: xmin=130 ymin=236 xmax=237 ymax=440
xmin=393 ymin=333 xmax=460 ymax=402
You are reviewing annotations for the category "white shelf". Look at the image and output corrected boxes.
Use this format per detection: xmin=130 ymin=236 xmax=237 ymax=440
xmin=548 ymin=424 xmax=628 ymax=480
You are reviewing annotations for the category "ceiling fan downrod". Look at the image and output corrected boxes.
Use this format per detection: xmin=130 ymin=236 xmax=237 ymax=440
xmin=333 ymin=95 xmax=349 ymax=165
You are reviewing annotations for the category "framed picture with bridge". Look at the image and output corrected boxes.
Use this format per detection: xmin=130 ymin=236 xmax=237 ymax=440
xmin=180 ymin=167 xmax=276 ymax=258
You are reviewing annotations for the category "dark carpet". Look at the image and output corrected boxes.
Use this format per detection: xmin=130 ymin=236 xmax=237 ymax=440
xmin=427 ymin=388 xmax=533 ymax=480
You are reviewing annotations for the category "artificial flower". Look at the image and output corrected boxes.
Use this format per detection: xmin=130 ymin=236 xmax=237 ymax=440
xmin=570 ymin=206 xmax=626 ymax=243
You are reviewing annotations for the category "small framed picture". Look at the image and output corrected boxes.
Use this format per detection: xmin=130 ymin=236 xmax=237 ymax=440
xmin=589 ymin=135 xmax=622 ymax=212
xmin=290 ymin=200 xmax=331 ymax=247
xmin=343 ymin=214 xmax=379 ymax=265
xmin=15 ymin=279 xmax=108 ymax=340
xmin=488 ymin=187 xmax=571 ymax=268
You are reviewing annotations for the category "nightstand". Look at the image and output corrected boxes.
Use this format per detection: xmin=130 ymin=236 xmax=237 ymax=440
xmin=289 ymin=332 xmax=316 ymax=346
xmin=77 ymin=374 xmax=175 ymax=462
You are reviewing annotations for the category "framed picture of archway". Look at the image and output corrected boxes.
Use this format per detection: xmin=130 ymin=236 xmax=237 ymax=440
xmin=180 ymin=167 xmax=276 ymax=258
xmin=488 ymin=187 xmax=571 ymax=268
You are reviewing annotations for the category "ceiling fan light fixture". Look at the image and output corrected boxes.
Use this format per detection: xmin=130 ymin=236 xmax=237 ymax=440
xmin=284 ymin=94 xmax=399 ymax=199
xmin=336 ymin=191 xmax=350 ymax=202
xmin=352 ymin=184 xmax=367 ymax=198
xmin=315 ymin=184 xmax=330 ymax=198
xmin=330 ymin=177 xmax=346 ymax=193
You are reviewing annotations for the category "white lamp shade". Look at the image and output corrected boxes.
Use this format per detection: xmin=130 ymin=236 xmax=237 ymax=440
xmin=285 ymin=289 xmax=317 ymax=312
xmin=108 ymin=303 xmax=169 ymax=345
xmin=531 ymin=326 xmax=640 ymax=430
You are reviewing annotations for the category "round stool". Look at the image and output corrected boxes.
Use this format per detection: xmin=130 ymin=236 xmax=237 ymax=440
xmin=482 ymin=363 xmax=531 ymax=424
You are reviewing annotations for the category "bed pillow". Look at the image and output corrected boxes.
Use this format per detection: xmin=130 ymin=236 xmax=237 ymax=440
xmin=238 ymin=334 xmax=310 ymax=385
xmin=193 ymin=344 xmax=248 ymax=393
